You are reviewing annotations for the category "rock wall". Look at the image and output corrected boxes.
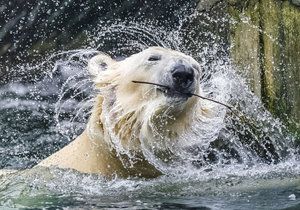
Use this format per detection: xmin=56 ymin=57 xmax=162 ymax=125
xmin=228 ymin=0 xmax=300 ymax=135
xmin=197 ymin=0 xmax=300 ymax=136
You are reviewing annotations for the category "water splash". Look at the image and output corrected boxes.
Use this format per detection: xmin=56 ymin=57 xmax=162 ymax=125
xmin=84 ymin=20 xmax=297 ymax=173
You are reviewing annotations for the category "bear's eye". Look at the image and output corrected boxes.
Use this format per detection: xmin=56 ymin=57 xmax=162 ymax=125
xmin=148 ymin=55 xmax=161 ymax=61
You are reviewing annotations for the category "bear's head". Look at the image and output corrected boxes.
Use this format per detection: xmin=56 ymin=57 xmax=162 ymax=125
xmin=87 ymin=47 xmax=205 ymax=159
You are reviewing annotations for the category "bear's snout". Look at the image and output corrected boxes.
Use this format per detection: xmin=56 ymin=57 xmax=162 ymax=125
xmin=170 ymin=63 xmax=195 ymax=93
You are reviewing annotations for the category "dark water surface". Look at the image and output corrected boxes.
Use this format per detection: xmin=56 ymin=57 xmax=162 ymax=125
xmin=1 ymin=165 xmax=300 ymax=209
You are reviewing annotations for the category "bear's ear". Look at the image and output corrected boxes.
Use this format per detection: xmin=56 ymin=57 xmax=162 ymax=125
xmin=88 ymin=53 xmax=115 ymax=77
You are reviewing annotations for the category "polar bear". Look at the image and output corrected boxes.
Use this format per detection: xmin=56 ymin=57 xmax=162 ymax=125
xmin=38 ymin=47 xmax=205 ymax=178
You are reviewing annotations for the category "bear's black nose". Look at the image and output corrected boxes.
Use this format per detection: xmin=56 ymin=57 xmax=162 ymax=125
xmin=171 ymin=64 xmax=194 ymax=91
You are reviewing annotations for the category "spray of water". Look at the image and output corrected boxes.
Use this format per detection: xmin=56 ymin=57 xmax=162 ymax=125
xmin=1 ymin=15 xmax=297 ymax=173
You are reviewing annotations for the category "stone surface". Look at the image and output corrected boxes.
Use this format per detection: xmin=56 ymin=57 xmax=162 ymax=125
xmin=229 ymin=0 xmax=261 ymax=97
xmin=260 ymin=0 xmax=282 ymax=111
xmin=281 ymin=1 xmax=300 ymax=133
xmin=228 ymin=0 xmax=300 ymax=136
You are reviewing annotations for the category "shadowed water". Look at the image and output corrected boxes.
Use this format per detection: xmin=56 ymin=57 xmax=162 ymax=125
xmin=0 ymin=13 xmax=300 ymax=210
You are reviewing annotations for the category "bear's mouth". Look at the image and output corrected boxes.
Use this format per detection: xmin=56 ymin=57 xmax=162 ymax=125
xmin=132 ymin=80 xmax=193 ymax=100
xmin=157 ymin=87 xmax=192 ymax=100
xmin=132 ymin=80 xmax=234 ymax=110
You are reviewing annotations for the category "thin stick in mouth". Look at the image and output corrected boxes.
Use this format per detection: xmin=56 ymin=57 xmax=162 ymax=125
xmin=132 ymin=80 xmax=234 ymax=110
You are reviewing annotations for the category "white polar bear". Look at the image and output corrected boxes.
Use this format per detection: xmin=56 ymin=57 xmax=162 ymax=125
xmin=38 ymin=47 xmax=208 ymax=178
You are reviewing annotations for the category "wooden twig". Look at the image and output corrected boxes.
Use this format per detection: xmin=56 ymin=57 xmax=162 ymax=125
xmin=132 ymin=80 xmax=234 ymax=110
